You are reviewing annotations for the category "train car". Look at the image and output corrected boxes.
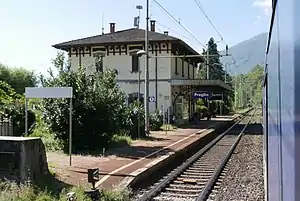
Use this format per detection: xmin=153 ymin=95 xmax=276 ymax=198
xmin=263 ymin=0 xmax=300 ymax=200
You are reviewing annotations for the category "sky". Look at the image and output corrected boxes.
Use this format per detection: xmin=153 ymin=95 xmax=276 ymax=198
xmin=0 ymin=0 xmax=271 ymax=75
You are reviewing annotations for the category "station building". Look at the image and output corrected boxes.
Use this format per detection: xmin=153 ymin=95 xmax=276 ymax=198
xmin=53 ymin=21 xmax=231 ymax=123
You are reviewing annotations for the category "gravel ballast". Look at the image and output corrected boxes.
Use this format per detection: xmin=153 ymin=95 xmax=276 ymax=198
xmin=213 ymin=123 xmax=264 ymax=200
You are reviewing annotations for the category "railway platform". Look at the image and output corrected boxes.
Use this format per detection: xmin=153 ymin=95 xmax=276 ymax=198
xmin=47 ymin=115 xmax=240 ymax=190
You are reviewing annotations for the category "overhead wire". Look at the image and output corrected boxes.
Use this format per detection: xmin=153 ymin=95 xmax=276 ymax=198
xmin=152 ymin=0 xmax=205 ymax=48
xmin=155 ymin=21 xmax=198 ymax=45
xmin=193 ymin=0 xmax=240 ymax=68
xmin=194 ymin=0 xmax=223 ymax=40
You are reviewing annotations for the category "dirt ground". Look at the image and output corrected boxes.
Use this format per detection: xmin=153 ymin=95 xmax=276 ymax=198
xmin=47 ymin=128 xmax=201 ymax=187
xmin=47 ymin=119 xmax=230 ymax=188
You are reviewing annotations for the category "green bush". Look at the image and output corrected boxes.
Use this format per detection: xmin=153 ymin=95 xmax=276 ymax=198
xmin=0 ymin=64 xmax=37 ymax=94
xmin=99 ymin=188 xmax=131 ymax=201
xmin=110 ymin=133 xmax=132 ymax=147
xmin=40 ymin=53 xmax=129 ymax=153
xmin=126 ymin=101 xmax=145 ymax=138
xmin=196 ymin=105 xmax=208 ymax=114
xmin=30 ymin=122 xmax=63 ymax=152
xmin=29 ymin=99 xmax=63 ymax=151
xmin=0 ymin=181 xmax=132 ymax=201
xmin=149 ymin=110 xmax=163 ymax=131
xmin=0 ymin=81 xmax=35 ymax=136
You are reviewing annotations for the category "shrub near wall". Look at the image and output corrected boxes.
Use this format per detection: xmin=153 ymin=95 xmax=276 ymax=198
xmin=40 ymin=53 xmax=129 ymax=153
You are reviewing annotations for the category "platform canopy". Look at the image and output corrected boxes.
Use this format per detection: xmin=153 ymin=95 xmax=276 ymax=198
xmin=171 ymin=79 xmax=232 ymax=92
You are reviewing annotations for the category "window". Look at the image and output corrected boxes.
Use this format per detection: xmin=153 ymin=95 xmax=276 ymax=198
xmin=128 ymin=93 xmax=144 ymax=104
xmin=131 ymin=55 xmax=139 ymax=72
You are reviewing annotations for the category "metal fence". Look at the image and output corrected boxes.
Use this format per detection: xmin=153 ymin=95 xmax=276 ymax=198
xmin=0 ymin=115 xmax=13 ymax=136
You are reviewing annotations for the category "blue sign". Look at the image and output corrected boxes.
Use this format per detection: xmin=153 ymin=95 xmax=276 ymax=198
xmin=211 ymin=93 xmax=223 ymax=100
xmin=148 ymin=96 xmax=156 ymax=102
xmin=193 ymin=91 xmax=211 ymax=99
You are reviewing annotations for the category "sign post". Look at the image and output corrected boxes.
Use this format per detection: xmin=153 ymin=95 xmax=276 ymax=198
xmin=25 ymin=87 xmax=73 ymax=166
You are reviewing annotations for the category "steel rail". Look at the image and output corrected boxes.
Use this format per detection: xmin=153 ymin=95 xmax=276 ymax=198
xmin=137 ymin=109 xmax=253 ymax=201
xmin=196 ymin=108 xmax=257 ymax=201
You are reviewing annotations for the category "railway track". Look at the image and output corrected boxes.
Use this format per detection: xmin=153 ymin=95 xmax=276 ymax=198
xmin=136 ymin=109 xmax=256 ymax=201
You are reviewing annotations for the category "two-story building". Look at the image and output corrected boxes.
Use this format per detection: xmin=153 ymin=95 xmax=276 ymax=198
xmin=53 ymin=21 xmax=229 ymax=122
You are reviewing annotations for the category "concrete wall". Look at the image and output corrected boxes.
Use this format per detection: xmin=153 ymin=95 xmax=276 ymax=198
xmin=0 ymin=137 xmax=48 ymax=183
xmin=118 ymin=81 xmax=171 ymax=113
xmin=170 ymin=57 xmax=197 ymax=80
xmin=69 ymin=43 xmax=173 ymax=113
xmin=69 ymin=43 xmax=172 ymax=80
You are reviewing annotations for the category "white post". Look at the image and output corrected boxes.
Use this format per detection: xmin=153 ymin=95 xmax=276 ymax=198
xmin=69 ymin=97 xmax=73 ymax=166
xmin=162 ymin=104 xmax=165 ymax=125
xmin=25 ymin=98 xmax=28 ymax=136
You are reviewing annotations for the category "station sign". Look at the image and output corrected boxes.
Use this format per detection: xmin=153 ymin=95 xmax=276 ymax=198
xmin=211 ymin=93 xmax=223 ymax=100
xmin=193 ymin=91 xmax=211 ymax=99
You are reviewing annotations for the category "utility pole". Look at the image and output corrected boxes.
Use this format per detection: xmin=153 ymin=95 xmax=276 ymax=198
xmin=234 ymin=76 xmax=238 ymax=108
xmin=137 ymin=58 xmax=141 ymax=138
xmin=239 ymin=79 xmax=243 ymax=107
xmin=206 ymin=45 xmax=209 ymax=80
xmin=144 ymin=0 xmax=150 ymax=135
xmin=224 ymin=63 xmax=227 ymax=83
xmin=206 ymin=44 xmax=210 ymax=113
xmin=101 ymin=13 xmax=104 ymax=34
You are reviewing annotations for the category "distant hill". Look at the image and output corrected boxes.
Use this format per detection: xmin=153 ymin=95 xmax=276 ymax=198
xmin=220 ymin=32 xmax=268 ymax=75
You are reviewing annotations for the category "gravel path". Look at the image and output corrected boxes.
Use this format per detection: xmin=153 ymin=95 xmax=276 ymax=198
xmin=213 ymin=114 xmax=264 ymax=201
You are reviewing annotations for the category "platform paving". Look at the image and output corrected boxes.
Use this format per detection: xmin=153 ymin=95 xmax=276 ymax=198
xmin=47 ymin=116 xmax=237 ymax=189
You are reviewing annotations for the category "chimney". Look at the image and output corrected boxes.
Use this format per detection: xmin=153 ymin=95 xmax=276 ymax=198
xmin=164 ymin=31 xmax=169 ymax=35
xmin=150 ymin=20 xmax=156 ymax=32
xmin=110 ymin=23 xmax=116 ymax=33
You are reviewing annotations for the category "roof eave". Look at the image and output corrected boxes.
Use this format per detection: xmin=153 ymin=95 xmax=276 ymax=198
xmin=52 ymin=39 xmax=179 ymax=51
xmin=176 ymin=40 xmax=204 ymax=63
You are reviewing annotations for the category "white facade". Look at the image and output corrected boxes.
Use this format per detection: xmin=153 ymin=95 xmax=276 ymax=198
xmin=68 ymin=42 xmax=199 ymax=114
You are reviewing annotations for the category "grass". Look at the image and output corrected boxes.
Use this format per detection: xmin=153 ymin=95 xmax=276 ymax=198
xmin=234 ymin=107 xmax=251 ymax=114
xmin=0 ymin=181 xmax=132 ymax=201
xmin=160 ymin=124 xmax=177 ymax=131
xmin=110 ymin=134 xmax=133 ymax=147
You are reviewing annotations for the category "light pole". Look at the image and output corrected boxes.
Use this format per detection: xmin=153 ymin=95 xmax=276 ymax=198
xmin=145 ymin=0 xmax=150 ymax=135
xmin=136 ymin=5 xmax=143 ymax=28
xmin=137 ymin=50 xmax=146 ymax=138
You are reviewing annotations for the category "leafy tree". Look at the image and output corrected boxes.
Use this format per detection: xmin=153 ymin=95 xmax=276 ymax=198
xmin=0 ymin=64 xmax=37 ymax=94
xmin=40 ymin=52 xmax=129 ymax=152
xmin=198 ymin=37 xmax=225 ymax=80
xmin=197 ymin=37 xmax=234 ymax=114
xmin=234 ymin=64 xmax=263 ymax=108
xmin=0 ymin=81 xmax=35 ymax=136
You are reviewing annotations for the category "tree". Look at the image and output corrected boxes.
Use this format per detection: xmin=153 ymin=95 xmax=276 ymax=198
xmin=234 ymin=64 xmax=263 ymax=108
xmin=0 ymin=64 xmax=37 ymax=94
xmin=40 ymin=52 xmax=129 ymax=152
xmin=0 ymin=81 xmax=35 ymax=136
xmin=197 ymin=37 xmax=234 ymax=114
xmin=198 ymin=37 xmax=225 ymax=80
